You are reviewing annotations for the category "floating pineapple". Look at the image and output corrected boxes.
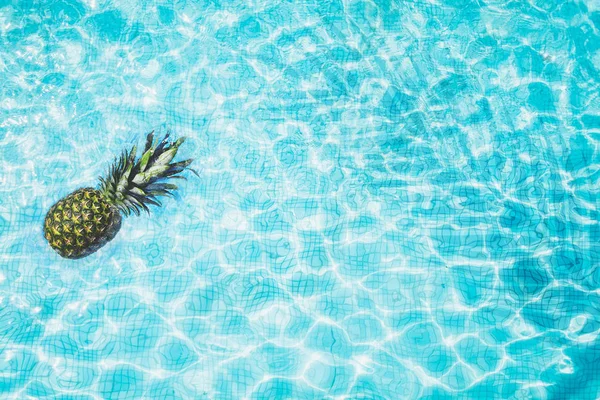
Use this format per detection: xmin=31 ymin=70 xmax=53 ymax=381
xmin=44 ymin=131 xmax=194 ymax=259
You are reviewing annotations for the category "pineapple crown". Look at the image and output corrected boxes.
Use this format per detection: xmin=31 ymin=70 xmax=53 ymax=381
xmin=99 ymin=131 xmax=195 ymax=216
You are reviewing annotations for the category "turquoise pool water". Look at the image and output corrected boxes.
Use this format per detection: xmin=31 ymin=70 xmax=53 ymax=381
xmin=2 ymin=0 xmax=600 ymax=399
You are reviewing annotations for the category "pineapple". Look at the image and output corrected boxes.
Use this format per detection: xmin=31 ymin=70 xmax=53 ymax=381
xmin=44 ymin=131 xmax=194 ymax=259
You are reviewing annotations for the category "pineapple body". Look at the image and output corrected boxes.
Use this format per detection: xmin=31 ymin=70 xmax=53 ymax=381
xmin=44 ymin=188 xmax=122 ymax=259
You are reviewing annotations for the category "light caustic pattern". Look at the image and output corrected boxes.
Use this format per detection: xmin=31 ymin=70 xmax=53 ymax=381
xmin=1 ymin=0 xmax=600 ymax=399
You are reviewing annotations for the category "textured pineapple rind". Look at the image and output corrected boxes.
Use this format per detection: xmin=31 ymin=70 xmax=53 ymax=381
xmin=44 ymin=187 xmax=122 ymax=259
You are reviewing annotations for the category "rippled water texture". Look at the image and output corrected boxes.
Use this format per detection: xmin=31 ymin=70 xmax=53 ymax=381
xmin=2 ymin=0 xmax=600 ymax=399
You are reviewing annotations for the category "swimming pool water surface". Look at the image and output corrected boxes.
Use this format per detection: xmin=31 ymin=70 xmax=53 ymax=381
xmin=1 ymin=0 xmax=600 ymax=399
